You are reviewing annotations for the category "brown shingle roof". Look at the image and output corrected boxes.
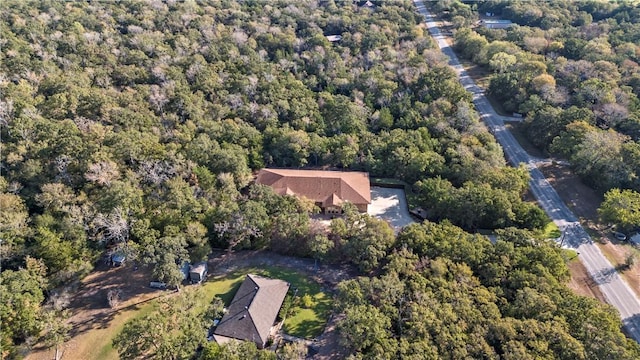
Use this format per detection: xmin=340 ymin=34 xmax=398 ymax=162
xmin=213 ymin=274 xmax=290 ymax=347
xmin=255 ymin=169 xmax=371 ymax=206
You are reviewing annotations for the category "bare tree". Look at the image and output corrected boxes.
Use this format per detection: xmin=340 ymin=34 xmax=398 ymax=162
xmin=107 ymin=288 xmax=123 ymax=308
xmin=55 ymin=155 xmax=72 ymax=183
xmin=0 ymin=98 xmax=14 ymax=125
xmin=149 ymin=84 xmax=169 ymax=114
xmin=85 ymin=160 xmax=120 ymax=186
xmin=43 ymin=290 xmax=72 ymax=360
xmin=214 ymin=213 xmax=261 ymax=253
xmin=93 ymin=207 xmax=130 ymax=245
xmin=138 ymin=160 xmax=176 ymax=185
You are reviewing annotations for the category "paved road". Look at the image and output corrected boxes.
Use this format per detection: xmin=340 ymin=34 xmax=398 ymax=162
xmin=413 ymin=0 xmax=640 ymax=342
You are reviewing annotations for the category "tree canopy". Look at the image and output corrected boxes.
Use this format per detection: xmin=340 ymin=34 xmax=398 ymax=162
xmin=1 ymin=0 xmax=633 ymax=357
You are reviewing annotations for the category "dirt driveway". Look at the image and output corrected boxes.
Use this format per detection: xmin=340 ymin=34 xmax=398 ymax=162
xmin=368 ymin=187 xmax=416 ymax=232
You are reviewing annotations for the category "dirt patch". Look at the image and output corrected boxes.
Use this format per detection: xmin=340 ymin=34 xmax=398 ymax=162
xmin=566 ymin=259 xmax=606 ymax=302
xmin=311 ymin=312 xmax=347 ymax=360
xmin=26 ymin=261 xmax=173 ymax=360
xmin=597 ymin=240 xmax=640 ymax=294
xmin=537 ymin=162 xmax=602 ymax=221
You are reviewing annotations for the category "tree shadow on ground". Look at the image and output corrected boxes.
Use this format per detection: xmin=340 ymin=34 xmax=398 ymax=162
xmin=67 ymin=295 xmax=161 ymax=338
xmin=284 ymin=318 xmax=325 ymax=339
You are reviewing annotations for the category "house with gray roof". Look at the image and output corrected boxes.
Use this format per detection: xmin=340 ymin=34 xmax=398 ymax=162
xmin=213 ymin=274 xmax=290 ymax=348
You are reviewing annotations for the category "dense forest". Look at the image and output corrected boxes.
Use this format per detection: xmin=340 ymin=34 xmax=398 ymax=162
xmin=0 ymin=0 xmax=638 ymax=359
xmin=336 ymin=223 xmax=640 ymax=359
xmin=441 ymin=0 xmax=640 ymax=228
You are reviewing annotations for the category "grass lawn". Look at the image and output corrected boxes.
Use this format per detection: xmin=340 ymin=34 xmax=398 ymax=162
xmin=563 ymin=249 xmax=580 ymax=262
xmin=252 ymin=266 xmax=332 ymax=338
xmin=56 ymin=266 xmax=330 ymax=360
xmin=212 ymin=266 xmax=332 ymax=339
xmin=539 ymin=221 xmax=561 ymax=240
xmin=93 ymin=302 xmax=158 ymax=360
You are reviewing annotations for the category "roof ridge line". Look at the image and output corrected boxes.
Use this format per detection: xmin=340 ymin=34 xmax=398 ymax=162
xmin=246 ymin=276 xmax=267 ymax=344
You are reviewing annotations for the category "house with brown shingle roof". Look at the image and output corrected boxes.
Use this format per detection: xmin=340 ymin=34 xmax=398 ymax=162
xmin=213 ymin=274 xmax=290 ymax=349
xmin=255 ymin=169 xmax=371 ymax=213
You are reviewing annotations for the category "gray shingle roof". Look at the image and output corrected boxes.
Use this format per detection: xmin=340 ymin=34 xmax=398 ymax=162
xmin=213 ymin=274 xmax=290 ymax=347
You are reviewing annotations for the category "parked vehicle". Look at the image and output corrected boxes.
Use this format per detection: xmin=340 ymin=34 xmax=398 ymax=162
xmin=111 ymin=251 xmax=126 ymax=266
xmin=612 ymin=231 xmax=627 ymax=241
xmin=149 ymin=281 xmax=167 ymax=289
xmin=189 ymin=262 xmax=208 ymax=284
xmin=180 ymin=261 xmax=191 ymax=281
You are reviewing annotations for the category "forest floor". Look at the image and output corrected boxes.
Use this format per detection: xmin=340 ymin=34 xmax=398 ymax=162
xmin=26 ymin=251 xmax=355 ymax=360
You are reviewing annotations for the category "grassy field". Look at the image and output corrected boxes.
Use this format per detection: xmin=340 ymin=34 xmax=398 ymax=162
xmin=93 ymin=303 xmax=157 ymax=360
xmin=79 ymin=266 xmax=330 ymax=360
xmin=199 ymin=267 xmax=333 ymax=338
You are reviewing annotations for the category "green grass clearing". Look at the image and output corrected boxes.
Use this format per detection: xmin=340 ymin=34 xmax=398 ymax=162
xmin=94 ymin=302 xmax=158 ymax=360
xmin=71 ymin=266 xmax=331 ymax=360
xmin=563 ymin=249 xmax=580 ymax=263
xmin=177 ymin=265 xmax=331 ymax=339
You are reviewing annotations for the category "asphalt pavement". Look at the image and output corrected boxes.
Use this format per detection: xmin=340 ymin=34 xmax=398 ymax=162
xmin=413 ymin=0 xmax=640 ymax=342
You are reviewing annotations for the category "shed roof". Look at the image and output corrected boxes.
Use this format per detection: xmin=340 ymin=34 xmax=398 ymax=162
xmin=483 ymin=19 xmax=513 ymax=24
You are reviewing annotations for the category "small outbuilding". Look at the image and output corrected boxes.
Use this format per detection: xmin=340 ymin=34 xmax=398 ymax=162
xmin=480 ymin=19 xmax=513 ymax=29
xmin=325 ymin=34 xmax=342 ymax=42
xmin=189 ymin=262 xmax=208 ymax=284
xmin=110 ymin=251 xmax=126 ymax=267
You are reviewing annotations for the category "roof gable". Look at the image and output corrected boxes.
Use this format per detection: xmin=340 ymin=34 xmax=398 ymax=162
xmin=213 ymin=274 xmax=290 ymax=346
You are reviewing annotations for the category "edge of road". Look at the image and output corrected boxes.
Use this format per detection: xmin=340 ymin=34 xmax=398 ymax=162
xmin=412 ymin=0 xmax=640 ymax=342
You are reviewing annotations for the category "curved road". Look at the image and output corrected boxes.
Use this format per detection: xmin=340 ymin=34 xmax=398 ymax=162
xmin=413 ymin=0 xmax=640 ymax=342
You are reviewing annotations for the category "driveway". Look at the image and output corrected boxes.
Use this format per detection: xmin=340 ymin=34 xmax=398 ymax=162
xmin=368 ymin=187 xmax=415 ymax=232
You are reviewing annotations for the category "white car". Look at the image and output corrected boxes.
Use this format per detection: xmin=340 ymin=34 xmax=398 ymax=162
xmin=149 ymin=281 xmax=167 ymax=289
